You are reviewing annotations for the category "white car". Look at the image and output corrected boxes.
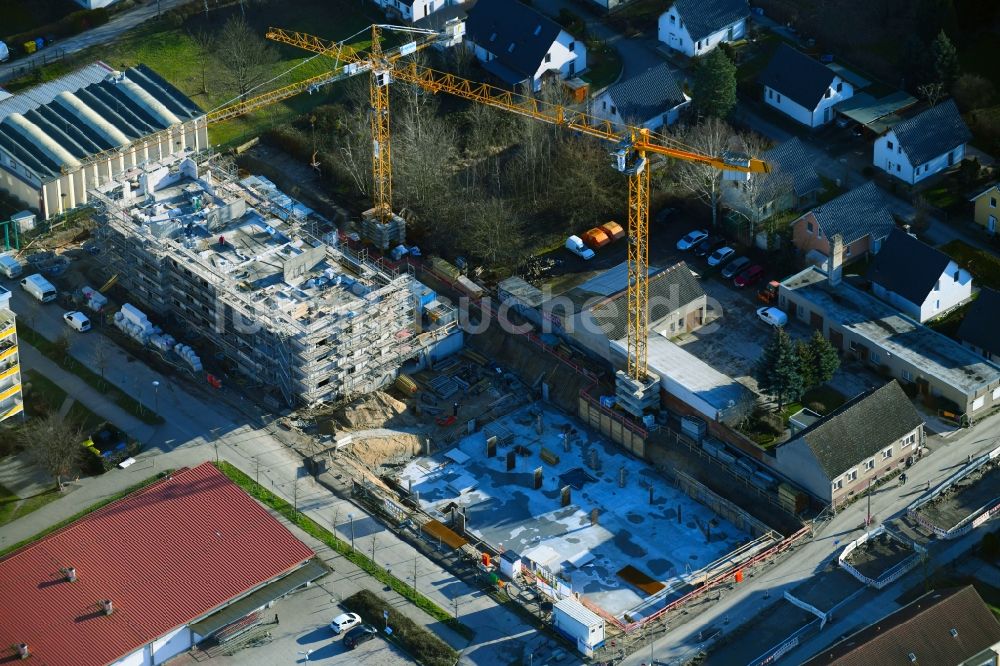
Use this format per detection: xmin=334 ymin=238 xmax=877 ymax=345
xmin=707 ymin=246 xmax=735 ymax=267
xmin=330 ymin=612 xmax=362 ymax=634
xmin=63 ymin=311 xmax=91 ymax=332
xmin=756 ymin=307 xmax=788 ymax=327
xmin=676 ymin=229 xmax=708 ymax=251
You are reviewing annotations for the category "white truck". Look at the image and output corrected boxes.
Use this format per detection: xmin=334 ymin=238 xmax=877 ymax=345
xmin=565 ymin=235 xmax=595 ymax=260
xmin=20 ymin=273 xmax=57 ymax=303
xmin=0 ymin=254 xmax=22 ymax=279
xmin=0 ymin=42 xmax=9 ymax=63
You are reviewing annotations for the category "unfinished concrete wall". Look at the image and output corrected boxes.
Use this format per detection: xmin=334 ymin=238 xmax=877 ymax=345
xmin=578 ymin=396 xmax=646 ymax=458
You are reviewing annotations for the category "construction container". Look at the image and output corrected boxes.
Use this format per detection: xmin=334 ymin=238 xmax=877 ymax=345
xmin=563 ymin=78 xmax=590 ymax=104
xmin=581 ymin=227 xmax=611 ymax=249
xmin=456 ymin=275 xmax=484 ymax=299
xmin=394 ymin=374 xmax=418 ymax=395
xmin=600 ymin=221 xmax=625 ymax=242
xmin=23 ymin=41 xmax=36 ymax=55
xmin=429 ymin=257 xmax=461 ymax=281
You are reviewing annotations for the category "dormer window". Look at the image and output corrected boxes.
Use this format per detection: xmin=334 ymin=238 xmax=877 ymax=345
xmin=534 ymin=24 xmax=542 ymax=36
xmin=953 ymin=270 xmax=959 ymax=282
xmin=489 ymin=32 xmax=497 ymax=42
xmin=508 ymin=43 xmax=516 ymax=52
xmin=670 ymin=14 xmax=675 ymax=23
xmin=569 ymin=41 xmax=575 ymax=52
xmin=545 ymin=53 xmax=551 ymax=62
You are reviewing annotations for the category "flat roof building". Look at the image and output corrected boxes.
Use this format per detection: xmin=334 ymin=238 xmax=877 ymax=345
xmin=93 ymin=155 xmax=459 ymax=406
xmin=0 ymin=62 xmax=207 ymax=219
xmin=0 ymin=462 xmax=321 ymax=666
xmin=779 ymin=266 xmax=1000 ymax=421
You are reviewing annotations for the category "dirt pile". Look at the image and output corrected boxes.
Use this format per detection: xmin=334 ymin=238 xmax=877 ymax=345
xmin=350 ymin=432 xmax=423 ymax=469
xmin=333 ymin=391 xmax=416 ymax=430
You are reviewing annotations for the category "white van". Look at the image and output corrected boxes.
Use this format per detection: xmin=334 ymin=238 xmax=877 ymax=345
xmin=20 ymin=274 xmax=57 ymax=303
xmin=0 ymin=42 xmax=9 ymax=63
xmin=0 ymin=254 xmax=23 ymax=279
xmin=63 ymin=311 xmax=91 ymax=332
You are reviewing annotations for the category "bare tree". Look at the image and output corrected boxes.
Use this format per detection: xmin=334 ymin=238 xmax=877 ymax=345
xmin=53 ymin=332 xmax=72 ymax=366
xmin=727 ymin=131 xmax=779 ymax=241
xmin=189 ymin=28 xmax=217 ymax=95
xmin=93 ymin=336 xmax=113 ymax=389
xmin=217 ymin=15 xmax=278 ymax=99
xmin=673 ymin=118 xmax=734 ymax=229
xmin=918 ymin=81 xmax=946 ymax=107
xmin=20 ymin=414 xmax=83 ymax=490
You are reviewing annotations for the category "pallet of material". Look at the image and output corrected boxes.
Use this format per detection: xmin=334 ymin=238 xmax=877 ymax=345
xmin=428 ymin=375 xmax=460 ymax=399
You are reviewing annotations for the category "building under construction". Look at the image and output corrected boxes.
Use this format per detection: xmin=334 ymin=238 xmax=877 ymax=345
xmin=92 ymin=155 xmax=460 ymax=406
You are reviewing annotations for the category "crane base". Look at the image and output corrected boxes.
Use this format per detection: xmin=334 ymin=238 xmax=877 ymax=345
xmin=615 ymin=370 xmax=660 ymax=419
xmin=361 ymin=207 xmax=406 ymax=250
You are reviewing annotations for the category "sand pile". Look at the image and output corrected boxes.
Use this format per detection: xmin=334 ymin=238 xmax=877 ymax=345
xmin=334 ymin=391 xmax=415 ymax=429
xmin=351 ymin=433 xmax=423 ymax=469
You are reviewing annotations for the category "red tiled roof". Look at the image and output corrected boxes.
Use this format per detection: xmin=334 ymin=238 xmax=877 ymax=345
xmin=0 ymin=462 xmax=314 ymax=666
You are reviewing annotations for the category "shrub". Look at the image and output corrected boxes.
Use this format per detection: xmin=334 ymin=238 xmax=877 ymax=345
xmin=981 ymin=531 xmax=1000 ymax=560
xmin=343 ymin=590 xmax=459 ymax=666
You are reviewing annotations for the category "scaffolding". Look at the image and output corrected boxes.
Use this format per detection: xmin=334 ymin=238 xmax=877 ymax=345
xmin=92 ymin=156 xmax=456 ymax=406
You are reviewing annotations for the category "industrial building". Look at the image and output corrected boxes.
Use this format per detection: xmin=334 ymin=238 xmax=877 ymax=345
xmin=0 ymin=285 xmax=23 ymax=422
xmin=93 ymin=155 xmax=460 ymax=406
xmin=0 ymin=462 xmax=323 ymax=666
xmin=0 ymin=62 xmax=207 ymax=219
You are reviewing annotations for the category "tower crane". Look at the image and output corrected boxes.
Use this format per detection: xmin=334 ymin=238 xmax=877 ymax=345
xmin=265 ymin=26 xmax=769 ymax=393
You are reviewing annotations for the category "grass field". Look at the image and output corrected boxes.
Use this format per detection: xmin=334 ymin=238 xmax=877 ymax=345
xmin=22 ymin=369 xmax=105 ymax=432
xmin=941 ymin=239 xmax=1000 ymax=291
xmin=6 ymin=0 xmax=382 ymax=149
xmin=582 ymin=43 xmax=623 ymax=91
xmin=0 ymin=481 xmax=60 ymax=529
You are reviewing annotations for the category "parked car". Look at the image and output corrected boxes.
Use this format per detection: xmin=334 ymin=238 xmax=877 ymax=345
xmin=756 ymin=306 xmax=788 ymax=327
xmin=344 ymin=624 xmax=378 ymax=649
xmin=707 ymin=246 xmax=735 ymax=267
xmin=330 ymin=612 xmax=362 ymax=634
xmin=565 ymin=235 xmax=595 ymax=260
xmin=721 ymin=256 xmax=751 ymax=279
xmin=63 ymin=311 xmax=91 ymax=332
xmin=694 ymin=237 xmax=725 ymax=258
xmin=734 ymin=265 xmax=765 ymax=288
xmin=676 ymin=229 xmax=708 ymax=251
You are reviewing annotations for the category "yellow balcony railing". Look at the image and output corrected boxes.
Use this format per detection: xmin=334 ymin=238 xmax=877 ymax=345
xmin=0 ymin=383 xmax=22 ymax=402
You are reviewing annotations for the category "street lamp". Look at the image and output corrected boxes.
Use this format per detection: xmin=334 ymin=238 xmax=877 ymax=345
xmin=151 ymin=380 xmax=160 ymax=415
xmin=297 ymin=649 xmax=313 ymax=663
xmin=348 ymin=513 xmax=355 ymax=551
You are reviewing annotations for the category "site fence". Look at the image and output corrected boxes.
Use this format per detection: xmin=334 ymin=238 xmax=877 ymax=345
xmin=746 ymin=617 xmax=821 ymax=666
xmin=837 ymin=525 xmax=925 ymax=589
xmin=906 ymin=442 xmax=1000 ymax=539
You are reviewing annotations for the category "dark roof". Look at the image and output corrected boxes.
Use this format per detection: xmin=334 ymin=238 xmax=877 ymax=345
xmin=0 ymin=463 xmax=315 ymax=666
xmin=589 ymin=261 xmax=705 ymax=341
xmin=606 ymin=63 xmax=686 ymax=123
xmin=867 ymin=228 xmax=952 ymax=306
xmin=672 ymin=0 xmax=750 ymax=42
xmin=791 ymin=381 xmax=923 ymax=479
xmin=414 ymin=2 xmax=469 ymax=30
xmin=760 ymin=43 xmax=838 ymax=110
xmin=760 ymin=137 xmax=822 ymax=199
xmin=803 ymin=586 xmax=1000 ymax=666
xmin=465 ymin=0 xmax=564 ymax=80
xmin=889 ymin=100 xmax=971 ymax=166
xmin=958 ymin=287 xmax=1000 ymax=357
xmin=803 ymin=181 xmax=895 ymax=245
xmin=0 ymin=63 xmax=203 ymax=182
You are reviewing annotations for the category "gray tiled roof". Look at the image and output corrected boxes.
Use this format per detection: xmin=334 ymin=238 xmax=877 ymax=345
xmin=807 ymin=182 xmax=895 ymax=245
xmin=889 ymin=100 xmax=971 ymax=167
xmin=0 ymin=63 xmax=203 ymax=182
xmin=957 ymin=287 xmax=1000 ymax=358
xmin=867 ymin=228 xmax=951 ymax=307
xmin=793 ymin=381 xmax=923 ymax=479
xmin=759 ymin=43 xmax=837 ymax=110
xmin=589 ymin=261 xmax=704 ymax=341
xmin=606 ymin=63 xmax=686 ymax=124
xmin=760 ymin=137 xmax=822 ymax=200
xmin=466 ymin=0 xmax=564 ymax=80
xmin=672 ymin=0 xmax=750 ymax=42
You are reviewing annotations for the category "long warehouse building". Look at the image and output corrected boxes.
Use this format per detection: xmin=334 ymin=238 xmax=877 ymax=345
xmin=0 ymin=61 xmax=207 ymax=219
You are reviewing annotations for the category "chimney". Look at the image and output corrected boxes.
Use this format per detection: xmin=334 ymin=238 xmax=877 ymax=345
xmin=829 ymin=234 xmax=844 ymax=287
xmin=16 ymin=643 xmax=29 ymax=660
xmin=63 ymin=567 xmax=77 ymax=583
xmin=100 ymin=599 xmax=114 ymax=616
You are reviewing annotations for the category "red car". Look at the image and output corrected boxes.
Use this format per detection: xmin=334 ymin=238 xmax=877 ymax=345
xmin=734 ymin=265 xmax=765 ymax=288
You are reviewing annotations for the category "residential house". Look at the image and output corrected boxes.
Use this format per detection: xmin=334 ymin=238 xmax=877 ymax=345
xmin=591 ymin=63 xmax=690 ymax=131
xmin=779 ymin=266 xmax=1000 ymax=420
xmin=873 ymin=100 xmax=971 ymax=185
xmin=803 ymin=586 xmax=1000 ymax=666
xmin=723 ymin=136 xmax=822 ymax=225
xmin=768 ymin=381 xmax=924 ymax=507
xmin=760 ymin=44 xmax=854 ymax=127
xmin=373 ymin=0 xmax=458 ymax=22
xmin=658 ymin=0 xmax=749 ymax=58
xmin=867 ymin=228 xmax=972 ymax=322
xmin=543 ymin=261 xmax=706 ymax=361
xmin=791 ymin=182 xmax=895 ymax=269
xmin=465 ymin=0 xmax=586 ymax=92
xmin=958 ymin=287 xmax=1000 ymax=363
xmin=969 ymin=182 xmax=999 ymax=235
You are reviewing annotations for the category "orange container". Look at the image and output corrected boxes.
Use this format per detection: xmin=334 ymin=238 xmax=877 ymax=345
xmin=600 ymin=221 xmax=625 ymax=242
xmin=581 ymin=227 xmax=611 ymax=249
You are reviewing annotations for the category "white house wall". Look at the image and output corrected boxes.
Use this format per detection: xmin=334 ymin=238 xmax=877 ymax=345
xmin=918 ymin=261 xmax=972 ymax=321
xmin=764 ymin=77 xmax=853 ymax=128
xmin=658 ymin=7 xmax=745 ymax=57
xmin=152 ymin=626 xmax=192 ymax=665
xmin=531 ymin=31 xmax=586 ymax=88
xmin=591 ymin=90 xmax=690 ymax=130
xmin=874 ymin=131 xmax=966 ymax=184
xmin=111 ymin=646 xmax=151 ymax=666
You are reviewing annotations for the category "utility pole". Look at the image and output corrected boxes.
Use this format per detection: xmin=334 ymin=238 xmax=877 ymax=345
xmin=255 ymin=457 xmax=260 ymax=486
xmin=866 ymin=478 xmax=872 ymax=528
xmin=413 ymin=556 xmax=418 ymax=594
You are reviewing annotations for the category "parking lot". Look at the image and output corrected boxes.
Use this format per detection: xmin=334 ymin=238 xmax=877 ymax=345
xmin=168 ymin=583 xmax=411 ymax=666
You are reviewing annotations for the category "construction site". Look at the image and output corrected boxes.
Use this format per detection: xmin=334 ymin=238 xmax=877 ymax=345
xmin=92 ymin=154 xmax=461 ymax=406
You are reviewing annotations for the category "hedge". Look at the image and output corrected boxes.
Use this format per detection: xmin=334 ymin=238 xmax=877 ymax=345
xmin=344 ymin=590 xmax=459 ymax=666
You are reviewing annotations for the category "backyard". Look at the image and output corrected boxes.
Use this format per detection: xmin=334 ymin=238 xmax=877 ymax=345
xmin=941 ymin=239 xmax=1000 ymax=290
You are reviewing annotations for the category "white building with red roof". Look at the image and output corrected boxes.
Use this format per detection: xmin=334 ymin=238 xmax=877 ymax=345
xmin=0 ymin=462 xmax=321 ymax=666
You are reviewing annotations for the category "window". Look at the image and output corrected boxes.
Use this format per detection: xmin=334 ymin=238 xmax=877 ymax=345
xmin=903 ymin=433 xmax=917 ymax=446
xmin=847 ymin=469 xmax=858 ymax=482
xmin=887 ymin=140 xmax=893 ymax=150
xmin=610 ymin=105 xmax=617 ymax=115
xmin=825 ymin=89 xmax=831 ymax=98
xmin=768 ymin=89 xmax=773 ymax=99
xmin=777 ymin=94 xmax=781 ymax=102
xmin=896 ymin=164 xmax=901 ymax=172
xmin=845 ymin=245 xmax=852 ymax=256
xmin=545 ymin=53 xmax=552 ymax=63
xmin=569 ymin=41 xmax=575 ymax=52
xmin=953 ymin=270 xmax=960 ymax=282
xmin=882 ymin=446 xmax=893 ymax=460
xmin=935 ymin=280 xmax=940 ymax=291
xmin=973 ymin=395 xmax=985 ymax=411
xmin=806 ymin=221 xmax=814 ymax=234
xmin=670 ymin=14 xmax=675 ymax=23
xmin=902 ymin=369 xmax=913 ymax=381
xmin=990 ymin=197 xmax=997 ymax=208
xmin=994 ymin=386 xmax=1000 ymax=400
xmin=696 ymin=40 xmax=702 ymax=49
xmin=870 ymin=351 xmax=881 ymax=364
xmin=864 ymin=459 xmax=875 ymax=471
xmin=832 ymin=479 xmax=843 ymax=491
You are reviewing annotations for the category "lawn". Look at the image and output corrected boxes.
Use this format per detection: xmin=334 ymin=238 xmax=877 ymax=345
xmin=0 ymin=481 xmax=60 ymax=529
xmin=922 ymin=185 xmax=961 ymax=210
xmin=582 ymin=43 xmax=623 ymax=91
xmin=22 ymin=369 xmax=105 ymax=432
xmin=940 ymin=239 xmax=1000 ymax=291
xmin=781 ymin=385 xmax=848 ymax=421
xmin=4 ymin=0 xmax=382 ymax=149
